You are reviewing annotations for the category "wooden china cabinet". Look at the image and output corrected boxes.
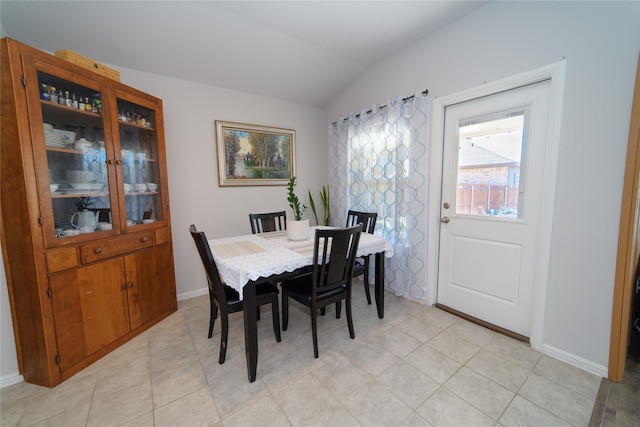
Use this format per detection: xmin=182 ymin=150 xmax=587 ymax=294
xmin=1 ymin=38 xmax=177 ymax=387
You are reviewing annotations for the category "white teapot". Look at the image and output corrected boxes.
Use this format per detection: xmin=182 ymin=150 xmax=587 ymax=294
xmin=70 ymin=210 xmax=98 ymax=232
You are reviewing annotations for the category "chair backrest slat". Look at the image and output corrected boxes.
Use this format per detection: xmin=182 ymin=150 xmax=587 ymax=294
xmin=249 ymin=211 xmax=287 ymax=234
xmin=313 ymin=225 xmax=362 ymax=294
xmin=189 ymin=224 xmax=228 ymax=305
xmin=346 ymin=210 xmax=377 ymax=234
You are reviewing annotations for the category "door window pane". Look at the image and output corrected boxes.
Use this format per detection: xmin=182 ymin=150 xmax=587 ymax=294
xmin=456 ymin=113 xmax=524 ymax=218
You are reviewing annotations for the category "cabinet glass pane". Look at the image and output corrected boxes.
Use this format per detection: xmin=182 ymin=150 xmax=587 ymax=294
xmin=117 ymin=99 xmax=162 ymax=225
xmin=38 ymin=71 xmax=111 ymax=237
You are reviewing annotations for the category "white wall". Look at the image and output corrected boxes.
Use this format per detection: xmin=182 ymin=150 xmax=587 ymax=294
xmin=326 ymin=1 xmax=640 ymax=372
xmin=117 ymin=69 xmax=328 ymax=302
xmin=0 ymin=65 xmax=327 ymax=385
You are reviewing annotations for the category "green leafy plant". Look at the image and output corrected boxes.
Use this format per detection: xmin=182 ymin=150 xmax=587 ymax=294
xmin=309 ymin=185 xmax=330 ymax=226
xmin=287 ymin=177 xmax=307 ymax=221
xmin=75 ymin=196 xmax=95 ymax=211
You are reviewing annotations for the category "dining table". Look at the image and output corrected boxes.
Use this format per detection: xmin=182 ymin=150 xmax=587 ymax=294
xmin=208 ymin=226 xmax=394 ymax=382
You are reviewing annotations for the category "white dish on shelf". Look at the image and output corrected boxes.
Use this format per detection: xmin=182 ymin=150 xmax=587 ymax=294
xmin=53 ymin=129 xmax=76 ymax=144
xmin=134 ymin=183 xmax=147 ymax=192
xmin=68 ymin=182 xmax=104 ymax=190
xmin=97 ymin=222 xmax=112 ymax=231
xmin=142 ymin=219 xmax=157 ymax=224
xmin=43 ymin=123 xmax=54 ymax=133
xmin=50 ymin=184 xmax=59 ymax=193
xmin=65 ymin=170 xmax=97 ymax=183
xmin=147 ymin=183 xmax=158 ymax=191
xmin=74 ymin=139 xmax=93 ymax=150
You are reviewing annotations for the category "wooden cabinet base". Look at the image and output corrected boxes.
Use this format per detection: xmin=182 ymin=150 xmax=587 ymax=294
xmin=58 ymin=307 xmax=175 ymax=384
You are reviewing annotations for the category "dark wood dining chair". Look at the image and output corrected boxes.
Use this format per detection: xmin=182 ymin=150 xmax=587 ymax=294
xmin=189 ymin=225 xmax=281 ymax=364
xmin=249 ymin=211 xmax=287 ymax=234
xmin=346 ymin=210 xmax=378 ymax=304
xmin=281 ymin=224 xmax=362 ymax=358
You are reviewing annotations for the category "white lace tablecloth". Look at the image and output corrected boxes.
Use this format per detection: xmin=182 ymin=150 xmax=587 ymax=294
xmin=209 ymin=227 xmax=393 ymax=299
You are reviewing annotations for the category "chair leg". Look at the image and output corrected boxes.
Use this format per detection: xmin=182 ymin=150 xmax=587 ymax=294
xmin=282 ymin=291 xmax=289 ymax=331
xmin=363 ymin=258 xmax=372 ymax=305
xmin=208 ymin=301 xmax=218 ymax=339
xmin=346 ymin=297 xmax=355 ymax=339
xmin=320 ymin=307 xmax=326 ymax=316
xmin=335 ymin=301 xmax=341 ymax=319
xmin=219 ymin=313 xmax=229 ymax=364
xmin=271 ymin=296 xmax=281 ymax=342
xmin=311 ymin=308 xmax=319 ymax=358
xmin=257 ymin=306 xmax=261 ymax=321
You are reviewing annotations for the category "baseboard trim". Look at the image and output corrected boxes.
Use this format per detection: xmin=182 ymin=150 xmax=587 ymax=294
xmin=177 ymin=287 xmax=208 ymax=301
xmin=541 ymin=343 xmax=608 ymax=378
xmin=0 ymin=373 xmax=23 ymax=388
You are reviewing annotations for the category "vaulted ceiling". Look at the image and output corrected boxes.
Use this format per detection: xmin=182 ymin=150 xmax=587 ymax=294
xmin=1 ymin=1 xmax=488 ymax=107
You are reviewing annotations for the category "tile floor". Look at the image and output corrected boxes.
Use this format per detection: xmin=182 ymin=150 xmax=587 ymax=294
xmin=1 ymin=282 xmax=605 ymax=426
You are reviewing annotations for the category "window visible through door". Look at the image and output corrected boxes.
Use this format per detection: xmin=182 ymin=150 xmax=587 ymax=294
xmin=456 ymin=112 xmax=525 ymax=218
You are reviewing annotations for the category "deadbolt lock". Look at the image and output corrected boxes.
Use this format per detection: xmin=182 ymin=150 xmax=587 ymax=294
xmin=443 ymin=202 xmax=450 ymax=209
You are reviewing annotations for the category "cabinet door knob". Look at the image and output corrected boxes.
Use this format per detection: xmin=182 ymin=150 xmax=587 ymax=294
xmin=128 ymin=282 xmax=134 ymax=288
xmin=95 ymin=247 xmax=102 ymax=254
xmin=115 ymin=159 xmax=122 ymax=165
xmin=106 ymin=159 xmax=114 ymax=165
xmin=141 ymin=237 xmax=148 ymax=242
xmin=121 ymin=284 xmax=127 ymax=290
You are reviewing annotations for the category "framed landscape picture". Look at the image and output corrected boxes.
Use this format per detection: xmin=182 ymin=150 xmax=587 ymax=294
xmin=215 ymin=121 xmax=295 ymax=186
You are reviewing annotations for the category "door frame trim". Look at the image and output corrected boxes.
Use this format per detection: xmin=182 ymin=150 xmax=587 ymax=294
xmin=427 ymin=61 xmax=566 ymax=351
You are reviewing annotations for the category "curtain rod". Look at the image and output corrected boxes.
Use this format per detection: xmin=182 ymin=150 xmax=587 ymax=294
xmin=331 ymin=89 xmax=429 ymax=125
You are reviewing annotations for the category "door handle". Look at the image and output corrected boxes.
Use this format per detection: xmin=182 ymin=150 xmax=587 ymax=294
xmin=441 ymin=216 xmax=450 ymax=224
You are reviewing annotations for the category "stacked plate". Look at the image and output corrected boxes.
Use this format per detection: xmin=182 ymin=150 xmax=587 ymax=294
xmin=44 ymin=131 xmax=66 ymax=148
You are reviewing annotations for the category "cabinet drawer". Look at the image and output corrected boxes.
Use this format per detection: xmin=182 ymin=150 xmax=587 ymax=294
xmin=80 ymin=232 xmax=154 ymax=264
xmin=46 ymin=247 xmax=79 ymax=273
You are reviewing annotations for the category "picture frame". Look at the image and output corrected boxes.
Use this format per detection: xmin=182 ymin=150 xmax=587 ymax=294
xmin=215 ymin=120 xmax=295 ymax=186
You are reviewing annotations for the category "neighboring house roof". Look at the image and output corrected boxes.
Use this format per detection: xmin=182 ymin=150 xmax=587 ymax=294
xmin=458 ymin=140 xmax=519 ymax=168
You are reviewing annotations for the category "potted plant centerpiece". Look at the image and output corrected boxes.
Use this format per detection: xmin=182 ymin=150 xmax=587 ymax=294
xmin=286 ymin=177 xmax=309 ymax=240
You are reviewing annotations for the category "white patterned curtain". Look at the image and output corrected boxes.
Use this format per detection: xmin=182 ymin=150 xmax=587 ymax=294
xmin=328 ymin=92 xmax=431 ymax=303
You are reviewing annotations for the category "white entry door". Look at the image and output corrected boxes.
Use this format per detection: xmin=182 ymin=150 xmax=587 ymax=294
xmin=437 ymin=80 xmax=551 ymax=338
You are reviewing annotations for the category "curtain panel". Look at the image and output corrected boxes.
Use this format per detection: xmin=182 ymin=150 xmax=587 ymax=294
xmin=328 ymin=92 xmax=431 ymax=303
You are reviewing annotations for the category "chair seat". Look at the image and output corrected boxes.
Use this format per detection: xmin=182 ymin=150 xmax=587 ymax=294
xmin=352 ymin=260 xmax=366 ymax=277
xmin=281 ymin=275 xmax=347 ymax=303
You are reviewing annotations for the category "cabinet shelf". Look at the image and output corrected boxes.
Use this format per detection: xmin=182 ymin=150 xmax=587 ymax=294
xmin=41 ymin=100 xmax=102 ymax=128
xmin=119 ymin=120 xmax=156 ymax=132
xmin=124 ymin=191 xmax=160 ymax=196
xmin=52 ymin=191 xmax=108 ymax=198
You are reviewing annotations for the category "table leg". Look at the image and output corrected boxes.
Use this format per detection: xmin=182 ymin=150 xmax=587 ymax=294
xmin=374 ymin=252 xmax=385 ymax=318
xmin=243 ymin=283 xmax=258 ymax=382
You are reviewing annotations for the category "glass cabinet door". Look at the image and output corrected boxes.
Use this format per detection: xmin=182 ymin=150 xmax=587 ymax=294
xmin=114 ymin=92 xmax=165 ymax=228
xmin=34 ymin=65 xmax=116 ymax=245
